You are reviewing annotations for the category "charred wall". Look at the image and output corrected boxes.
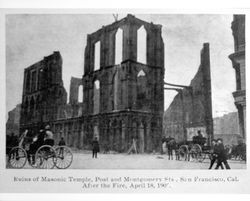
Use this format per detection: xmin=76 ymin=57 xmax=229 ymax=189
xmin=82 ymin=14 xmax=165 ymax=152
xmin=19 ymin=15 xmax=165 ymax=153
xmin=20 ymin=52 xmax=68 ymax=133
xmin=164 ymin=43 xmax=213 ymax=145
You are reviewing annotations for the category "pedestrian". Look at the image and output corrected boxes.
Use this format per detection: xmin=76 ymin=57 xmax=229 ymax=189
xmin=215 ymin=139 xmax=231 ymax=169
xmin=59 ymin=137 xmax=66 ymax=146
xmin=167 ymin=138 xmax=175 ymax=160
xmin=58 ymin=137 xmax=66 ymax=156
xmin=208 ymin=139 xmax=223 ymax=169
xmin=92 ymin=137 xmax=100 ymax=158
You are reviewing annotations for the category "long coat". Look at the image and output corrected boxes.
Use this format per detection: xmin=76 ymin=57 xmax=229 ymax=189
xmin=216 ymin=144 xmax=227 ymax=161
xmin=92 ymin=140 xmax=100 ymax=152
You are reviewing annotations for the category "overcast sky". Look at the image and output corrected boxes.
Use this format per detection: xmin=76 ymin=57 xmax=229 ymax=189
xmin=6 ymin=14 xmax=236 ymax=118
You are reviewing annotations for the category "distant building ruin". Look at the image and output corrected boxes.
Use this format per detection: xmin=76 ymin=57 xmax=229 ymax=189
xmin=6 ymin=104 xmax=21 ymax=136
xmin=163 ymin=43 xmax=213 ymax=145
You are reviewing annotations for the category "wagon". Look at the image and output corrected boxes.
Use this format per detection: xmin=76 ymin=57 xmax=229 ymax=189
xmin=6 ymin=133 xmax=73 ymax=169
xmin=178 ymin=136 xmax=212 ymax=162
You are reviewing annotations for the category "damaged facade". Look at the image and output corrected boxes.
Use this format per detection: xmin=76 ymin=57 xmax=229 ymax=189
xmin=229 ymin=15 xmax=246 ymax=140
xmin=163 ymin=43 xmax=213 ymax=145
xmin=19 ymin=14 xmax=165 ymax=152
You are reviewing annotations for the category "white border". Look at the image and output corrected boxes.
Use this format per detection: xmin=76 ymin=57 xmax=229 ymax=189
xmin=1 ymin=1 xmax=250 ymax=200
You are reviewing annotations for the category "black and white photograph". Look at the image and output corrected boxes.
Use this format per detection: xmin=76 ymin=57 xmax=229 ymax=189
xmin=4 ymin=13 xmax=246 ymax=170
xmin=0 ymin=3 xmax=250 ymax=195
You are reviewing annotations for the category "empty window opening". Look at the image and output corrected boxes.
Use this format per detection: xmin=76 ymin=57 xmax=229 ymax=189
xmin=115 ymin=28 xmax=123 ymax=64
xmin=137 ymin=70 xmax=147 ymax=109
xmin=94 ymin=41 xmax=101 ymax=71
xmin=93 ymin=80 xmax=100 ymax=114
xmin=137 ymin=26 xmax=147 ymax=64
xmin=137 ymin=70 xmax=146 ymax=77
xmin=94 ymin=125 xmax=99 ymax=139
xmin=78 ymin=85 xmax=83 ymax=103
xmin=113 ymin=71 xmax=119 ymax=110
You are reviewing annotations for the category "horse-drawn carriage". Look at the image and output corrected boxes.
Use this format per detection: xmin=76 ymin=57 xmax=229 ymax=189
xmin=6 ymin=130 xmax=73 ymax=169
xmin=178 ymin=135 xmax=211 ymax=162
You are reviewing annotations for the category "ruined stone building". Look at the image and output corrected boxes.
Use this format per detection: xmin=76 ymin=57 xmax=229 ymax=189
xmin=19 ymin=14 xmax=165 ymax=152
xmin=6 ymin=104 xmax=21 ymax=136
xmin=20 ymin=52 xmax=68 ymax=129
xmin=163 ymin=43 xmax=213 ymax=145
xmin=229 ymin=15 xmax=246 ymax=140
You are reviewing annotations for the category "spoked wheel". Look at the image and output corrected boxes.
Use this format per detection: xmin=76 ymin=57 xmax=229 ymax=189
xmin=27 ymin=154 xmax=40 ymax=168
xmin=179 ymin=145 xmax=189 ymax=161
xmin=55 ymin=146 xmax=73 ymax=169
xmin=190 ymin=144 xmax=202 ymax=162
xmin=35 ymin=145 xmax=57 ymax=169
xmin=8 ymin=147 xmax=27 ymax=169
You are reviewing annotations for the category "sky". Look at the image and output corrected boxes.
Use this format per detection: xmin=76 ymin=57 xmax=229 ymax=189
xmin=6 ymin=14 xmax=236 ymax=118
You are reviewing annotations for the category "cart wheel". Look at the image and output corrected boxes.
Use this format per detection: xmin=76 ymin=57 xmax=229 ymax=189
xmin=8 ymin=147 xmax=27 ymax=169
xmin=179 ymin=145 xmax=189 ymax=161
xmin=55 ymin=146 xmax=73 ymax=169
xmin=27 ymin=154 xmax=40 ymax=168
xmin=35 ymin=145 xmax=57 ymax=169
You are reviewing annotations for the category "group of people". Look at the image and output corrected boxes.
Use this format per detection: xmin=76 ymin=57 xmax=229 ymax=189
xmin=209 ymin=138 xmax=230 ymax=169
xmin=162 ymin=134 xmax=231 ymax=169
xmin=19 ymin=125 xmax=66 ymax=164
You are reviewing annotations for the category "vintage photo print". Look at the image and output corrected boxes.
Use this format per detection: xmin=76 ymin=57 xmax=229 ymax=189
xmin=0 ymin=9 xmax=249 ymax=193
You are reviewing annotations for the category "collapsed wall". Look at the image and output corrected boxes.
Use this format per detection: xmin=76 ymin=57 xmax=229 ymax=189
xmin=163 ymin=43 xmax=213 ymax=145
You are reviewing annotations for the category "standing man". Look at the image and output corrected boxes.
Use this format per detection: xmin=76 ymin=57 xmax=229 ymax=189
xmin=167 ymin=138 xmax=175 ymax=160
xmin=92 ymin=137 xmax=100 ymax=158
xmin=215 ymin=139 xmax=231 ymax=169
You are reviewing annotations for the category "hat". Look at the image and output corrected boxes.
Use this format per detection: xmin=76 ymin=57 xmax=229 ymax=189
xmin=45 ymin=125 xmax=50 ymax=130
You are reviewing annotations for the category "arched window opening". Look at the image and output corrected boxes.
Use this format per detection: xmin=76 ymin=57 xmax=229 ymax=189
xmin=94 ymin=41 xmax=100 ymax=71
xmin=137 ymin=70 xmax=146 ymax=77
xmin=115 ymin=28 xmax=123 ymax=64
xmin=78 ymin=85 xmax=83 ymax=103
xmin=137 ymin=26 xmax=147 ymax=64
xmin=93 ymin=80 xmax=100 ymax=114
xmin=94 ymin=125 xmax=99 ymax=140
xmin=113 ymin=71 xmax=119 ymax=110
xmin=137 ymin=70 xmax=147 ymax=109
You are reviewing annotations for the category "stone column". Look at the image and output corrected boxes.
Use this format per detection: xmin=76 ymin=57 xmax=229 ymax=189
xmin=139 ymin=123 xmax=144 ymax=153
xmin=121 ymin=121 xmax=126 ymax=152
xmin=146 ymin=123 xmax=152 ymax=152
